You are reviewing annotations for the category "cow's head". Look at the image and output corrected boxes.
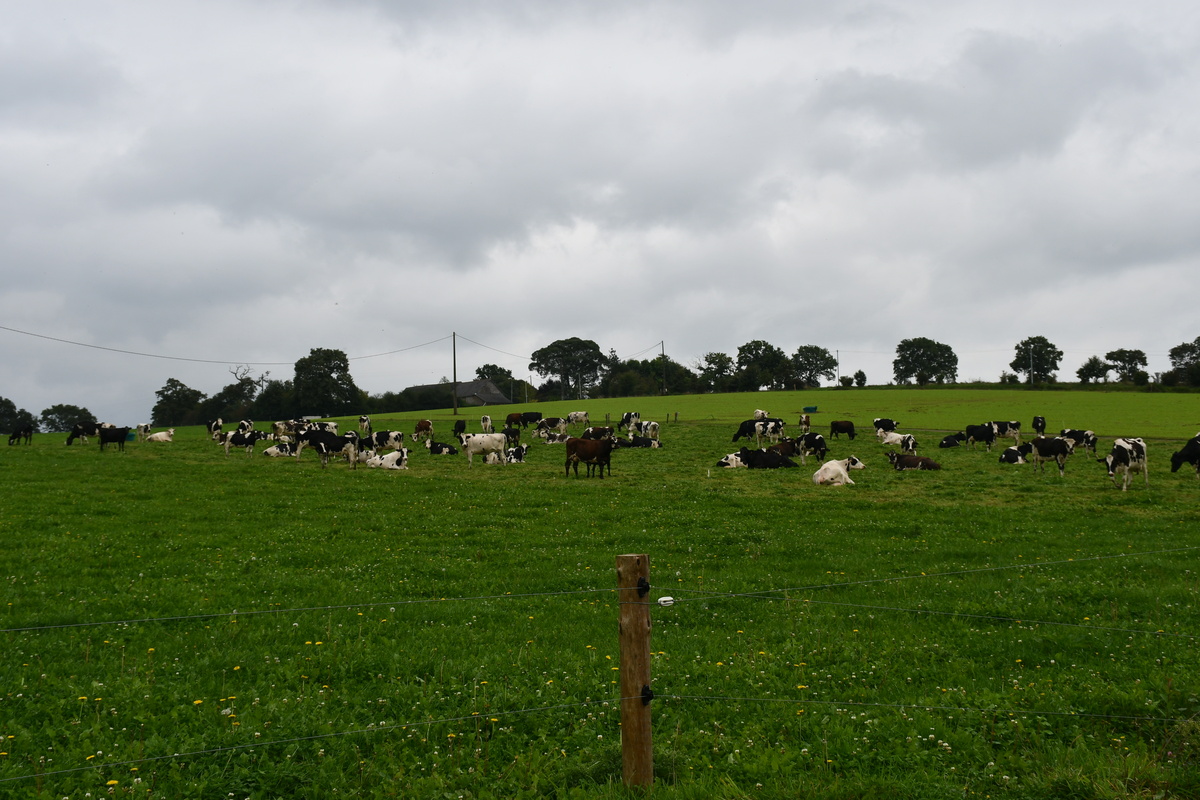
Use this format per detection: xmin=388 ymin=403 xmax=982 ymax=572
xmin=716 ymin=453 xmax=744 ymax=468
xmin=846 ymin=456 xmax=865 ymax=470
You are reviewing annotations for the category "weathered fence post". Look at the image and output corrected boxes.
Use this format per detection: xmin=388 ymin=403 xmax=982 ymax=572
xmin=616 ymin=553 xmax=653 ymax=786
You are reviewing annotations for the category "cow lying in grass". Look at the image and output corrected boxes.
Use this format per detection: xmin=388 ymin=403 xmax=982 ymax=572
xmin=812 ymin=456 xmax=865 ymax=485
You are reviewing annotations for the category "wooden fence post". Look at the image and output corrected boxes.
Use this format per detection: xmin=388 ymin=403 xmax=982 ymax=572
xmin=617 ymin=553 xmax=653 ymax=786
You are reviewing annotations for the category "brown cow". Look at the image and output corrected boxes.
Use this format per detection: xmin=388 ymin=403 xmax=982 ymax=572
xmin=565 ymin=437 xmax=615 ymax=478
xmin=411 ymin=419 xmax=433 ymax=442
xmin=505 ymin=412 xmax=523 ymax=429
xmin=581 ymin=426 xmax=614 ymax=440
xmin=829 ymin=420 xmax=856 ymax=440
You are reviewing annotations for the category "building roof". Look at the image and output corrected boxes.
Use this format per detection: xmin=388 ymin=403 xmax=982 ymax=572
xmin=402 ymin=378 xmax=511 ymax=406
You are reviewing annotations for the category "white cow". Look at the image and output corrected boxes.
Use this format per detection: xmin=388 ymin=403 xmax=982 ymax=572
xmin=457 ymin=432 xmax=508 ymax=466
xmin=262 ymin=442 xmax=295 ymax=457
xmin=367 ymin=448 xmax=410 ymax=470
xmin=568 ymin=411 xmax=590 ymax=427
xmin=813 ymin=456 xmax=866 ymax=486
xmin=480 ymin=414 xmax=494 ymax=433
xmin=145 ymin=428 xmax=175 ymax=443
xmin=753 ymin=409 xmax=770 ymax=421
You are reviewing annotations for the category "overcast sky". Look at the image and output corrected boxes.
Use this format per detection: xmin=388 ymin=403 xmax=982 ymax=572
xmin=3 ymin=1 xmax=1198 ymax=423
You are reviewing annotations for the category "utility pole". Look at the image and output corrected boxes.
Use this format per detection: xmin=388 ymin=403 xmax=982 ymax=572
xmin=452 ymin=331 xmax=459 ymax=415
xmin=661 ymin=341 xmax=667 ymax=395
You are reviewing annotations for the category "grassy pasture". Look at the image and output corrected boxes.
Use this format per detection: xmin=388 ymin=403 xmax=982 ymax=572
xmin=3 ymin=387 xmax=1200 ymax=799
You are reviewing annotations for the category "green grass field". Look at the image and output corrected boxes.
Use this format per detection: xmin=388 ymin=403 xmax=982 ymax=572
xmin=3 ymin=387 xmax=1200 ymax=799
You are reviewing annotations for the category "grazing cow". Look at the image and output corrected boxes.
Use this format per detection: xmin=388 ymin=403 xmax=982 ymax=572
xmin=565 ymin=437 xmax=615 ymax=478
xmin=425 ymin=439 xmax=459 ymax=455
xmin=66 ymin=421 xmax=102 ymax=446
xmin=359 ymin=415 xmax=371 ymax=432
xmin=207 ymin=419 xmax=224 ymax=440
xmin=411 ymin=419 xmax=433 ymax=442
xmin=620 ymin=412 xmax=640 ymax=430
xmin=480 ymin=414 xmax=494 ymax=433
xmin=732 ymin=418 xmax=784 ymax=445
xmin=886 ymin=452 xmax=941 ymax=471
xmin=520 ymin=411 xmax=543 ymax=428
xmin=873 ymin=418 xmax=899 ymax=433
xmin=1099 ymin=437 xmax=1148 ymax=491
xmin=797 ymin=432 xmax=828 ymax=465
xmin=535 ymin=417 xmax=569 ymax=437
xmin=998 ymin=442 xmax=1034 ymax=464
xmin=1170 ymin=435 xmax=1200 ymax=478
xmin=939 ymin=432 xmax=966 ymax=448
xmin=568 ymin=411 xmax=590 ymax=427
xmin=965 ymin=424 xmax=997 ymax=452
xmin=262 ymin=442 xmax=296 ymax=457
xmin=1029 ymin=436 xmax=1074 ymax=476
xmin=135 ymin=423 xmax=152 ymax=442
xmin=145 ymin=429 xmax=175 ymax=443
xmin=505 ymin=412 xmax=523 ymax=429
xmin=1059 ymin=429 xmax=1098 ymax=457
xmin=452 ymin=419 xmax=467 ymax=438
xmin=543 ymin=432 xmax=572 ymax=444
xmin=616 ymin=435 xmax=662 ymax=449
xmin=798 ymin=414 xmax=811 ymax=433
xmin=367 ymin=448 xmax=410 ymax=470
xmin=630 ymin=420 xmax=660 ymax=440
xmin=829 ymin=420 xmax=856 ymax=440
xmin=753 ymin=409 xmax=770 ymax=421
xmin=457 ymin=432 xmax=508 ymax=466
xmin=989 ymin=421 xmax=1021 ymax=443
xmin=813 ymin=456 xmax=866 ymax=486
xmin=224 ymin=429 xmax=269 ymax=456
xmin=582 ymin=426 xmax=614 ymax=440
xmin=364 ymin=430 xmax=406 ymax=452
xmin=9 ymin=426 xmax=33 ymax=445
xmin=98 ymin=426 xmax=132 ymax=452
xmin=295 ymin=429 xmax=358 ymax=469
xmin=1032 ymin=416 xmax=1047 ymax=436
xmin=501 ymin=426 xmax=522 ymax=446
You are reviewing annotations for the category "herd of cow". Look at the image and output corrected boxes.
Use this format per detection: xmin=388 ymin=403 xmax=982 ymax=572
xmin=15 ymin=408 xmax=1200 ymax=490
xmin=715 ymin=410 xmax=1200 ymax=491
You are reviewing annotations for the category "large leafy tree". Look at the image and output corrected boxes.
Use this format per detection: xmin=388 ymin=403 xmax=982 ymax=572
xmin=151 ymin=378 xmax=207 ymax=426
xmin=475 ymin=364 xmax=515 ymax=385
xmin=250 ymin=379 xmax=296 ymax=420
xmin=2 ymin=397 xmax=39 ymax=433
xmin=198 ymin=377 xmax=258 ymax=423
xmin=293 ymin=348 xmax=361 ymax=416
xmin=39 ymin=403 xmax=94 ymax=432
xmin=1166 ymin=336 xmax=1200 ymax=385
xmin=1076 ymin=356 xmax=1111 ymax=384
xmin=1010 ymin=336 xmax=1063 ymax=384
xmin=529 ymin=337 xmax=606 ymax=399
xmin=892 ymin=338 xmax=958 ymax=385
xmin=791 ymin=345 xmax=838 ymax=388
xmin=1104 ymin=349 xmax=1148 ymax=383
xmin=735 ymin=340 xmax=789 ymax=390
xmin=696 ymin=352 xmax=736 ymax=393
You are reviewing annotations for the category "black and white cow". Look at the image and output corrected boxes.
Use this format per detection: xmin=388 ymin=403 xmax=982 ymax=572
xmin=1170 ymin=435 xmax=1200 ymax=478
xmin=262 ymin=442 xmax=296 ymax=457
xmin=732 ymin=418 xmax=784 ymax=445
xmin=939 ymin=432 xmax=966 ymax=448
xmin=225 ymin=429 xmax=270 ymax=457
xmin=990 ymin=421 xmax=1021 ymax=442
xmin=535 ymin=417 xmax=569 ymax=437
xmin=367 ymin=448 xmax=410 ymax=470
xmin=359 ymin=415 xmax=371 ymax=432
xmin=364 ymin=430 xmax=407 ymax=452
xmin=567 ymin=411 xmax=589 ymax=428
xmin=998 ymin=442 xmax=1034 ymax=464
xmin=620 ymin=412 xmax=640 ymax=429
xmin=135 ymin=423 xmax=153 ymax=442
xmin=66 ymin=421 xmax=102 ymax=446
xmin=1032 ymin=416 xmax=1047 ymax=436
xmin=1060 ymin=429 xmax=1098 ymax=457
xmin=480 ymin=414 xmax=494 ymax=433
xmin=965 ymin=424 xmax=997 ymax=452
xmin=542 ymin=432 xmax=572 ymax=444
xmin=1029 ymin=436 xmax=1074 ymax=476
xmin=457 ymin=432 xmax=509 ymax=466
xmin=873 ymin=418 xmax=899 ymax=433
xmin=295 ymin=428 xmax=358 ymax=468
xmin=425 ymin=439 xmax=459 ymax=455
xmin=236 ymin=419 xmax=254 ymax=433
xmin=717 ymin=446 xmax=797 ymax=469
xmin=487 ymin=443 xmax=531 ymax=464
xmin=812 ymin=456 xmax=866 ymax=485
xmin=797 ymin=432 xmax=828 ymax=464
xmin=501 ymin=426 xmax=522 ymax=446
xmin=581 ymin=426 xmax=614 ymax=440
xmin=630 ymin=420 xmax=660 ymax=440
xmin=615 ymin=435 xmax=662 ymax=449
xmin=1099 ymin=437 xmax=1148 ymax=491
xmin=207 ymin=418 xmax=224 ymax=440
xmin=879 ymin=431 xmax=917 ymax=454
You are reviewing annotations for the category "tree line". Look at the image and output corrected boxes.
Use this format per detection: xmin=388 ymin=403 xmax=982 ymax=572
xmin=5 ymin=335 xmax=1200 ymax=433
